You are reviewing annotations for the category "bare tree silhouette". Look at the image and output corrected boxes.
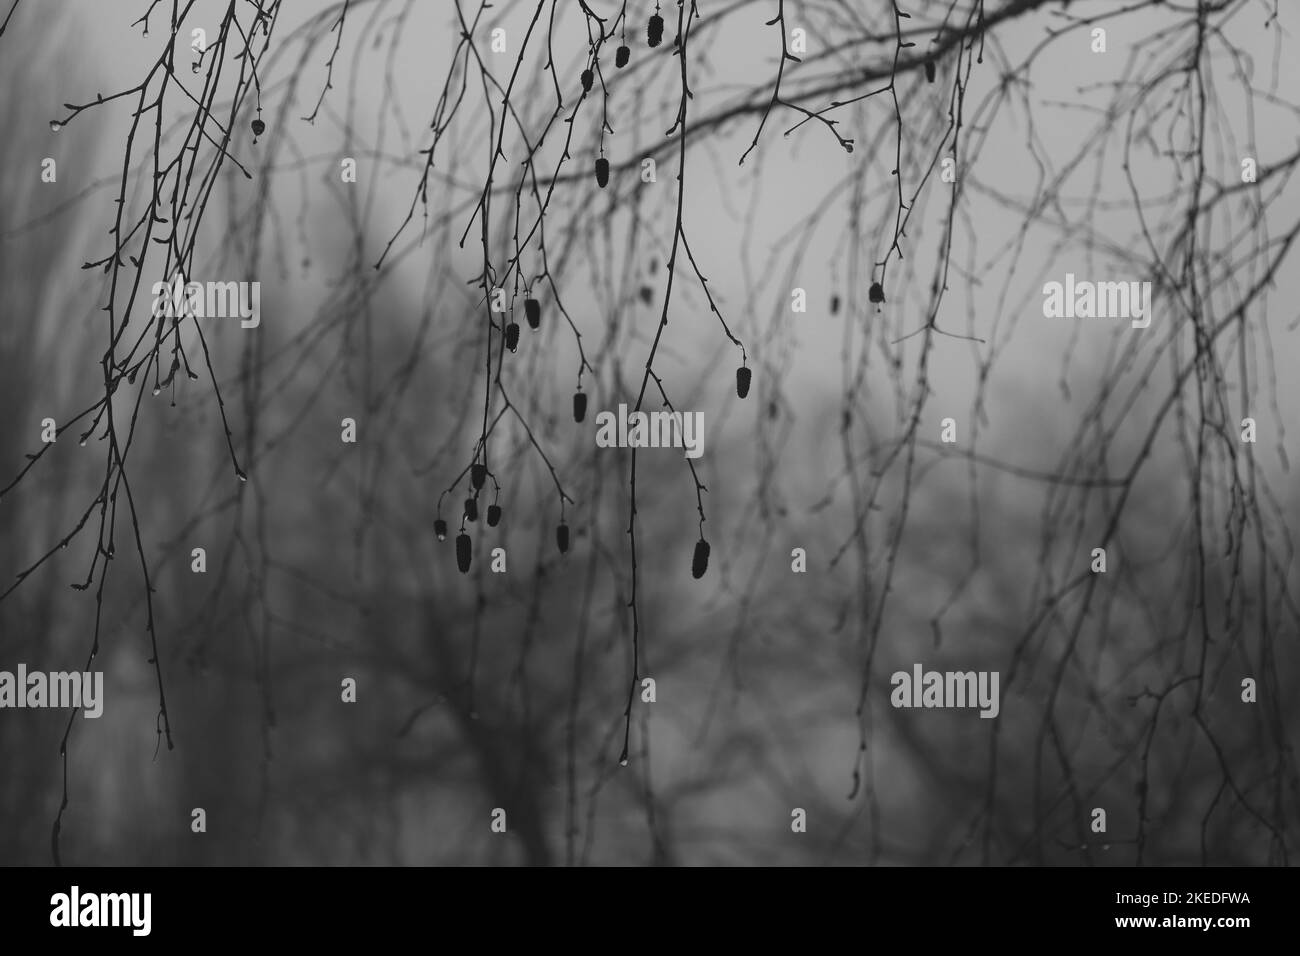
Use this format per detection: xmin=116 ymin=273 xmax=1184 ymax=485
xmin=1 ymin=0 xmax=1297 ymax=867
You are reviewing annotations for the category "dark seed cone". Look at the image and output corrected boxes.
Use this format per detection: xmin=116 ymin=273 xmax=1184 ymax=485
xmin=251 ymin=118 xmax=265 ymax=136
xmin=505 ymin=322 xmax=520 ymax=352
xmin=692 ymin=539 xmax=710 ymax=579
xmin=525 ymin=297 xmax=541 ymax=329
xmin=616 ymin=45 xmax=630 ymax=68
xmin=581 ymin=68 xmax=594 ymax=93
xmin=869 ymin=282 xmax=885 ymax=304
xmin=487 ymin=504 xmax=502 ymax=527
xmin=595 ymin=157 xmax=610 ymax=188
xmin=573 ymin=391 xmax=588 ymax=423
xmin=455 ymin=533 xmax=472 ymax=573
xmin=464 ymin=497 xmax=478 ymax=522
xmin=736 ymin=366 xmax=752 ymax=399
xmin=830 ymin=294 xmax=841 ymax=315
xmin=556 ymin=522 xmax=570 ymax=554
xmin=434 ymin=519 xmax=448 ymax=541
xmin=647 ymin=14 xmax=664 ymax=47
xmin=471 ymin=463 xmax=487 ymax=490
xmin=925 ymin=60 xmax=936 ymax=83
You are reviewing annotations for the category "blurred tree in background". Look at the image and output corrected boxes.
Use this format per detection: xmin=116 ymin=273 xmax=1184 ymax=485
xmin=1 ymin=0 xmax=1297 ymax=866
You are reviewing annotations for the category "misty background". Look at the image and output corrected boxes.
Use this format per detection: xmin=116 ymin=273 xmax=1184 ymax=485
xmin=1 ymin=0 xmax=1298 ymax=865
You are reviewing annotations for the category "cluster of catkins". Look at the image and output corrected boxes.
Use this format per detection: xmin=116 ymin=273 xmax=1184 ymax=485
xmin=592 ymin=9 xmax=666 ymax=190
xmin=432 ymin=6 xmax=773 ymax=582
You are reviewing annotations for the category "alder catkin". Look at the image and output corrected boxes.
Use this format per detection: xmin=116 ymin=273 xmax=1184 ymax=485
xmin=581 ymin=68 xmax=594 ymax=93
xmin=736 ymin=366 xmax=752 ymax=399
xmin=456 ymin=533 xmax=472 ymax=573
xmin=556 ymin=522 xmax=570 ymax=554
xmin=869 ymin=282 xmax=885 ymax=304
xmin=616 ymin=45 xmax=630 ymax=68
xmin=595 ymin=157 xmax=610 ymax=188
xmin=505 ymin=322 xmax=520 ymax=352
xmin=471 ymin=463 xmax=487 ymax=490
xmin=525 ymin=297 xmax=540 ymax=330
xmin=647 ymin=13 xmax=664 ymax=47
xmin=464 ymin=497 xmax=478 ymax=522
xmin=487 ymin=504 xmax=502 ymax=527
xmin=434 ymin=519 xmax=448 ymax=542
xmin=692 ymin=538 xmax=710 ymax=579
